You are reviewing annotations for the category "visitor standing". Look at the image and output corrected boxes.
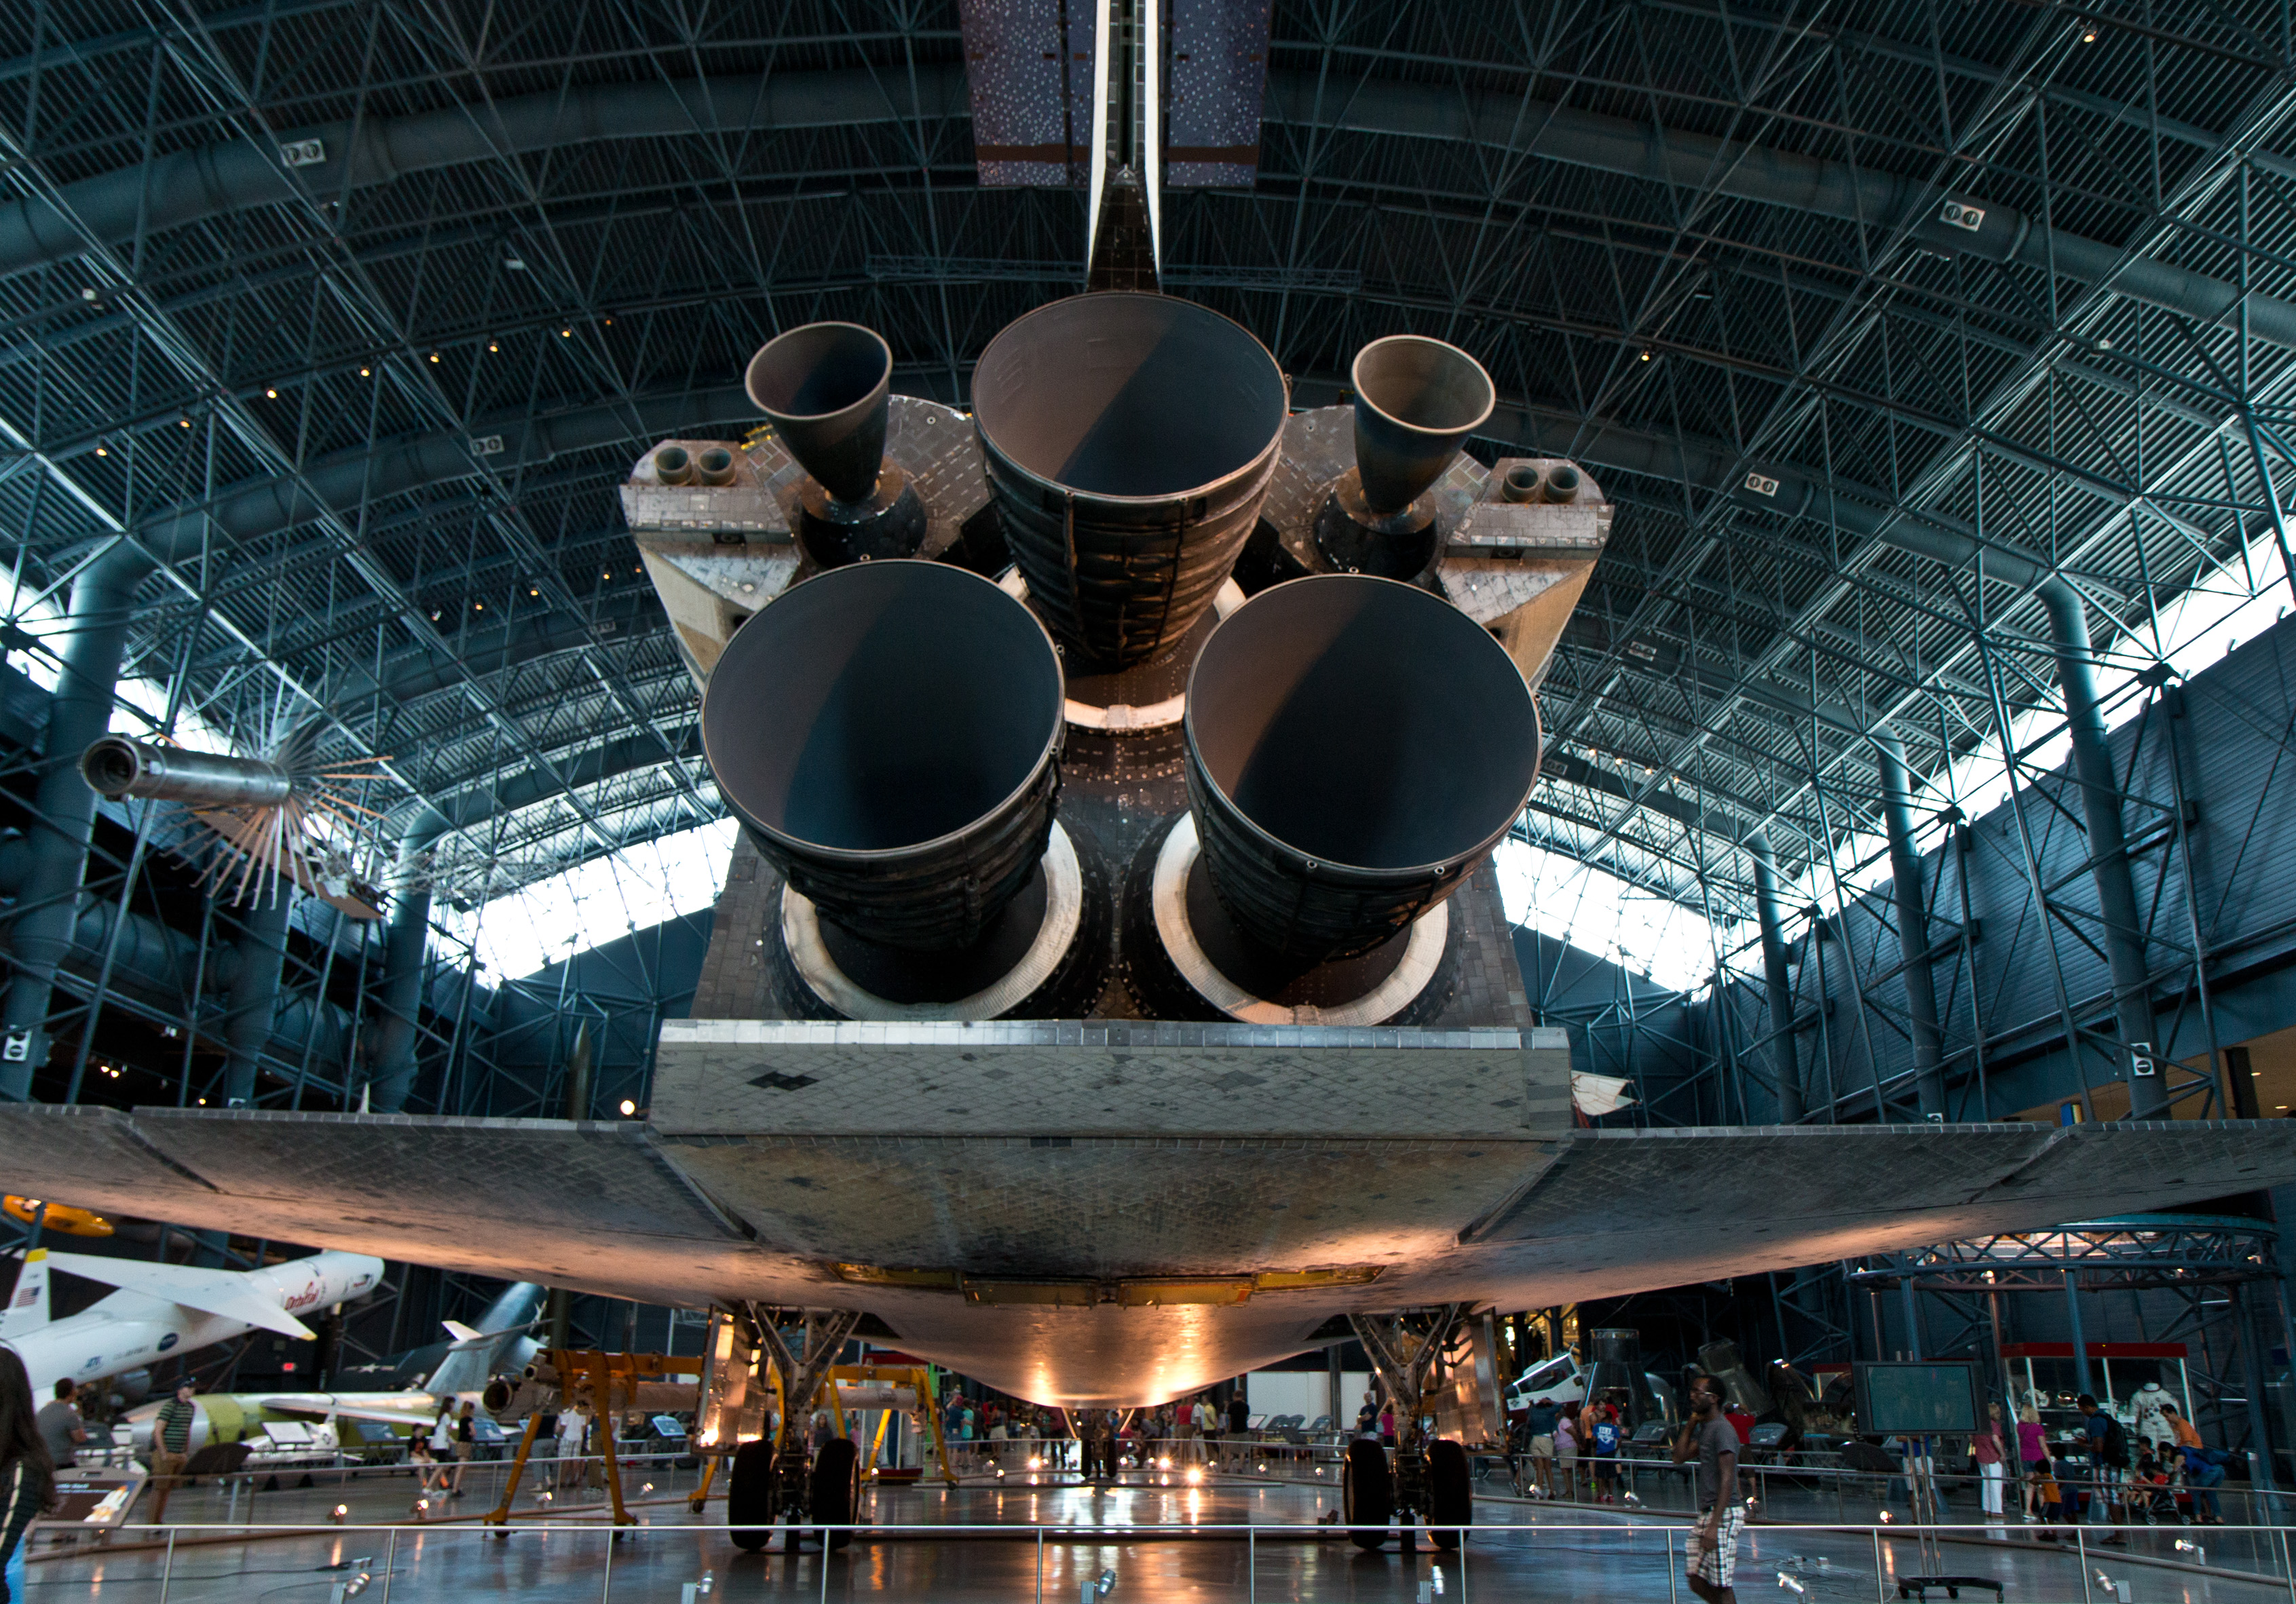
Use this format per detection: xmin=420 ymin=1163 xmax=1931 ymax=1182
xmin=33 ymin=1380 xmax=83 ymax=1470
xmin=1673 ymin=1376 xmax=1743 ymax=1604
xmin=2016 ymin=1405 xmax=2048 ymax=1519
xmin=1525 ymin=1396 xmax=1558 ymax=1495
xmin=1974 ymin=1400 xmax=2008 ymax=1519
xmin=1589 ymin=1401 xmax=1623 ymax=1503
xmin=148 ymin=1383 xmax=196 ymax=1523
xmin=2077 ymin=1394 xmax=2128 ymax=1543
xmin=1554 ymin=1403 xmax=1581 ymax=1500
xmin=0 ymin=1350 xmax=54 ymax=1604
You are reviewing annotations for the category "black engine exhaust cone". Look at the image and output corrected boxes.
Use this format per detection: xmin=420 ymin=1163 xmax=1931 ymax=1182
xmin=746 ymin=322 xmax=926 ymax=565
xmin=974 ymin=293 xmax=1290 ymax=671
xmin=1184 ymin=574 xmax=1540 ymax=963
xmin=1315 ymin=335 xmax=1495 ymax=579
xmin=700 ymin=561 xmax=1066 ymax=951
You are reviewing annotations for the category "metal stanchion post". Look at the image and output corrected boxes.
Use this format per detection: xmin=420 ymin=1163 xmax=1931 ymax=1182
xmin=379 ymin=1527 xmax=398 ymax=1604
xmin=157 ymin=1528 xmax=176 ymax=1604
xmin=601 ymin=1525 xmax=615 ymax=1603
xmin=2076 ymin=1527 xmax=2092 ymax=1604
xmin=1037 ymin=1524 xmax=1045 ymax=1603
xmin=1871 ymin=1529 xmax=1885 ymax=1604
xmin=1667 ymin=1526 xmax=1678 ymax=1604
xmin=1248 ymin=1524 xmax=1256 ymax=1604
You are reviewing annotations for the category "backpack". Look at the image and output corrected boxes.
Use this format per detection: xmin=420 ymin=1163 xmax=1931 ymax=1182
xmin=2098 ymin=1416 xmax=2130 ymax=1469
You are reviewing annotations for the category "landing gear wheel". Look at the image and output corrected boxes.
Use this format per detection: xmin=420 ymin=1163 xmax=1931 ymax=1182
xmin=810 ymin=1438 xmax=861 ymax=1552
xmin=728 ymin=1440 xmax=779 ymax=1552
xmin=1344 ymin=1439 xmax=1393 ymax=1550
xmin=1427 ymin=1439 xmax=1472 ymax=1550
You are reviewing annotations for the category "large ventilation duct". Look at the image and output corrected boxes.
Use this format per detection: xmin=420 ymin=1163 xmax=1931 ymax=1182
xmin=1876 ymin=737 xmax=1947 ymax=1120
xmin=1746 ymin=835 xmax=1802 ymax=1124
xmin=700 ymin=561 xmax=1066 ymax=952
xmin=363 ymin=818 xmax=446 ymax=1114
xmin=0 ymin=549 xmax=152 ymax=1094
xmin=1316 ymin=336 xmax=1495 ymax=579
xmin=1184 ymin=575 xmax=1541 ymax=964
xmin=80 ymin=738 xmax=294 ymax=809
xmin=973 ymin=293 xmax=1290 ymax=670
xmin=745 ymin=322 xmax=925 ymax=565
xmin=2039 ymin=583 xmax=2163 ymax=1113
xmin=219 ymin=891 xmax=293 ymax=1108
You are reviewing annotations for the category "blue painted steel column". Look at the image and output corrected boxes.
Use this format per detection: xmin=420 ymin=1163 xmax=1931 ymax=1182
xmin=1877 ymin=737 xmax=1948 ymax=1120
xmin=2039 ymin=583 xmax=2164 ymax=1117
xmin=0 ymin=549 xmax=153 ymax=1096
xmin=364 ymin=816 xmax=445 ymax=1112
xmin=1748 ymin=835 xmax=1803 ymax=1123
xmin=219 ymin=888 xmax=293 ymax=1107
xmin=2062 ymin=1267 xmax=2094 ymax=1397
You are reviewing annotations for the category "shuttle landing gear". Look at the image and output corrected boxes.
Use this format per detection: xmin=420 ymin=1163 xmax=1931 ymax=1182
xmin=1346 ymin=1305 xmax=1480 ymax=1554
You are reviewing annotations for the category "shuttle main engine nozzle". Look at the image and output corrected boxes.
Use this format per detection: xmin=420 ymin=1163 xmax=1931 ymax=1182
xmin=1315 ymin=335 xmax=1496 ymax=579
xmin=701 ymin=560 xmax=1066 ymax=952
xmin=81 ymin=736 xmax=295 ymax=808
xmin=1184 ymin=575 xmax=1539 ymax=963
xmin=746 ymin=322 xmax=926 ymax=565
xmin=974 ymin=293 xmax=1290 ymax=671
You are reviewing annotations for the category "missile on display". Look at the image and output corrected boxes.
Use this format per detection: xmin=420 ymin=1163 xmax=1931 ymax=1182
xmin=79 ymin=738 xmax=296 ymax=809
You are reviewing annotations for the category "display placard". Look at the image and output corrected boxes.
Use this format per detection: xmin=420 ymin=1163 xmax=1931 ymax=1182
xmin=38 ymin=1466 xmax=145 ymax=1530
xmin=1853 ymin=1360 xmax=1982 ymax=1437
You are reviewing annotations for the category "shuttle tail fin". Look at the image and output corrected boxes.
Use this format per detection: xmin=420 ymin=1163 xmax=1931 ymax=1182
xmin=0 ymin=1250 xmax=50 ymax=1337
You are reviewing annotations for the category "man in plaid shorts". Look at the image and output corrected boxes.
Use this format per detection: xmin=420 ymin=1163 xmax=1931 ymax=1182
xmin=1672 ymin=1375 xmax=1744 ymax=1603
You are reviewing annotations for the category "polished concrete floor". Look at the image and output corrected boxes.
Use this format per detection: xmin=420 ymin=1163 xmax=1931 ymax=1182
xmin=27 ymin=1473 xmax=2296 ymax=1602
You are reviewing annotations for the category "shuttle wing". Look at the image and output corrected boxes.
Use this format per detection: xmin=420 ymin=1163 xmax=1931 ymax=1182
xmin=4 ymin=1098 xmax=2295 ymax=1401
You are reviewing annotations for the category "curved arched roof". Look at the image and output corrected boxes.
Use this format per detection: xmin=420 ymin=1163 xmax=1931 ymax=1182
xmin=3 ymin=0 xmax=2291 ymax=922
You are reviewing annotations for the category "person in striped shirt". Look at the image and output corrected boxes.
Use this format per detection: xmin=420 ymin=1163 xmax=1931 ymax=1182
xmin=147 ymin=1383 xmax=196 ymax=1523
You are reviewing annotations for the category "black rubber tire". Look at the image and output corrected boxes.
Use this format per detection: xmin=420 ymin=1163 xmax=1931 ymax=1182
xmin=728 ymin=1440 xmax=778 ymax=1552
xmin=1344 ymin=1438 xmax=1393 ymax=1550
xmin=810 ymin=1437 xmax=861 ymax=1552
xmin=1427 ymin=1439 xmax=1473 ymax=1550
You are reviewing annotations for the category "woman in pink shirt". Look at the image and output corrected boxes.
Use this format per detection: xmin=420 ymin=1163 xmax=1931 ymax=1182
xmin=2016 ymin=1405 xmax=2048 ymax=1519
xmin=1554 ymin=1405 xmax=1580 ymax=1500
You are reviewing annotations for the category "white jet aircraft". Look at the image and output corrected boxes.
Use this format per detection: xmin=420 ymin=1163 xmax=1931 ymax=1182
xmin=0 ymin=1246 xmax=381 ymax=1400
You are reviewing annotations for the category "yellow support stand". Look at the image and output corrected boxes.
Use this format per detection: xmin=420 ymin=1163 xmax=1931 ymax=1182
xmin=485 ymin=1412 xmax=546 ymax=1530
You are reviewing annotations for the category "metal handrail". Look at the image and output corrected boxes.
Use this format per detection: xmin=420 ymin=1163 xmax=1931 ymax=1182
xmin=56 ymin=1516 xmax=2296 ymax=1604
